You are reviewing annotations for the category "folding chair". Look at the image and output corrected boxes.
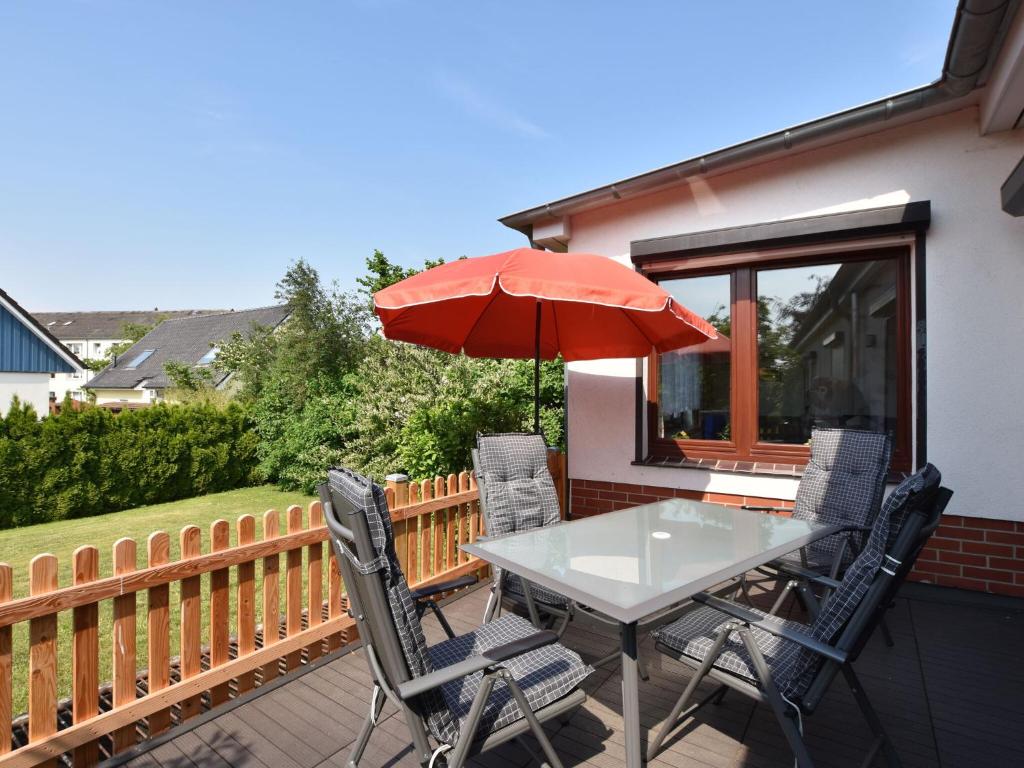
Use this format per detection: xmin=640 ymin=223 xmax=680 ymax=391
xmin=319 ymin=466 xmax=593 ymax=768
xmin=648 ymin=464 xmax=949 ymax=768
xmin=741 ymin=428 xmax=892 ymax=618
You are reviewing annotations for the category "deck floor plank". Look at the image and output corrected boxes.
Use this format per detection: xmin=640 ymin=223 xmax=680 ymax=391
xmin=123 ymin=582 xmax=1024 ymax=768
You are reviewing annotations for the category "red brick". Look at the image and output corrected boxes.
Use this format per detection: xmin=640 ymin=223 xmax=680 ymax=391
xmin=744 ymin=496 xmax=788 ymax=507
xmin=966 ymin=518 xmax=1018 ymax=531
xmin=937 ymin=551 xmax=986 ymax=566
xmin=917 ymin=548 xmax=939 ymax=561
xmin=936 ymin=515 xmax=963 ymax=527
xmin=987 ymin=582 xmax=1024 ymax=598
xmin=913 ymin=560 xmax=961 ymax=576
xmin=934 ymin=575 xmax=989 ymax=591
xmin=673 ymin=488 xmax=704 ymax=501
xmin=961 ymin=541 xmax=1014 ymax=557
xmin=706 ymin=493 xmax=738 ymax=505
xmin=571 ymin=488 xmax=600 ymax=500
xmin=627 ymin=494 xmax=659 ymax=505
xmin=963 ymin=567 xmax=1014 ymax=583
xmin=612 ymin=482 xmax=640 ymax=493
xmin=935 ymin=525 xmax=983 ymax=541
xmin=985 ymin=531 xmax=1024 ymax=545
xmin=924 ymin=538 xmax=961 ymax=552
xmin=988 ymin=557 xmax=1024 ymax=572
xmin=598 ymin=491 xmax=630 ymax=502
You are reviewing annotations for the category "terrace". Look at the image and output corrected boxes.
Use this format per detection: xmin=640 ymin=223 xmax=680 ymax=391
xmin=2 ymin=454 xmax=1023 ymax=768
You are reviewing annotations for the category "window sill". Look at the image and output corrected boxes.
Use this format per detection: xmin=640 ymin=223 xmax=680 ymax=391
xmin=632 ymin=456 xmax=909 ymax=485
xmin=632 ymin=456 xmax=804 ymax=478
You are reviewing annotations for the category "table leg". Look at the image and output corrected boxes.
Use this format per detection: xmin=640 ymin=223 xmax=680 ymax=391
xmin=621 ymin=620 xmax=642 ymax=768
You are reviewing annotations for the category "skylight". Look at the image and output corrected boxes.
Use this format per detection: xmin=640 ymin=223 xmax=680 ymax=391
xmin=124 ymin=349 xmax=155 ymax=369
xmin=197 ymin=346 xmax=219 ymax=366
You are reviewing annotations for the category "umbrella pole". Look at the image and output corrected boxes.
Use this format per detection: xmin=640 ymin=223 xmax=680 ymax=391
xmin=534 ymin=301 xmax=541 ymax=434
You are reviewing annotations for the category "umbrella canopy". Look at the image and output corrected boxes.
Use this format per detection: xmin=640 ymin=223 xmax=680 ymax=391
xmin=374 ymin=247 xmax=717 ymax=361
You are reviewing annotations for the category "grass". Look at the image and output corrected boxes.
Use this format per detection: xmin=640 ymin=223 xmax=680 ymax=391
xmin=0 ymin=485 xmax=317 ymax=718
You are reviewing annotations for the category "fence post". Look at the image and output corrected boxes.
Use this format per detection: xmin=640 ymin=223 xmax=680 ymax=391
xmin=146 ymin=532 xmax=171 ymax=736
xmin=28 ymin=554 xmax=58 ymax=768
xmin=209 ymin=520 xmax=231 ymax=706
xmin=179 ymin=526 xmax=202 ymax=720
xmin=72 ymin=546 xmax=100 ymax=767
xmin=112 ymin=538 xmax=138 ymax=753
xmin=307 ymin=501 xmax=324 ymax=661
xmin=285 ymin=506 xmax=303 ymax=671
xmin=236 ymin=515 xmax=257 ymax=693
xmin=261 ymin=510 xmax=280 ymax=683
xmin=1 ymin=563 xmax=12 ymax=757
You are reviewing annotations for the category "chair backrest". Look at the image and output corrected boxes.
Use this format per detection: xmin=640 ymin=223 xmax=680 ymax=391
xmin=793 ymin=428 xmax=893 ymax=558
xmin=319 ymin=467 xmax=459 ymax=745
xmin=788 ymin=463 xmax=948 ymax=709
xmin=474 ymin=432 xmax=560 ymax=538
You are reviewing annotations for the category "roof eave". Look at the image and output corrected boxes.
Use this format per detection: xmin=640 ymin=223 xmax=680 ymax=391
xmin=499 ymin=0 xmax=1020 ymax=235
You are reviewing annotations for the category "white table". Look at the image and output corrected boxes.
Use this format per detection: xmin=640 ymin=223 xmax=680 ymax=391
xmin=461 ymin=498 xmax=838 ymax=767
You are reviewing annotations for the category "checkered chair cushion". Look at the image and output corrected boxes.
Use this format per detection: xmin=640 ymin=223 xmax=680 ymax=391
xmin=655 ymin=464 xmax=939 ymax=699
xmin=477 ymin=433 xmax=570 ymax=609
xmin=326 ymin=468 xmax=459 ymax=745
xmin=428 ymin=614 xmax=592 ymax=740
xmin=792 ymin=428 xmax=892 ymax=567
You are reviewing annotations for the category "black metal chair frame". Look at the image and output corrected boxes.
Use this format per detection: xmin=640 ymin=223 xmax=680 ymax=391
xmin=318 ymin=476 xmax=588 ymax=768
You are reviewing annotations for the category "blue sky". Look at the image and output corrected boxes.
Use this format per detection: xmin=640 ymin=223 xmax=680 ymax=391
xmin=0 ymin=1 xmax=957 ymax=312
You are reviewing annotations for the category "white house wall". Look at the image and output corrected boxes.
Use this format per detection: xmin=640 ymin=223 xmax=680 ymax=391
xmin=0 ymin=372 xmax=51 ymax=417
xmin=563 ymin=107 xmax=1024 ymax=522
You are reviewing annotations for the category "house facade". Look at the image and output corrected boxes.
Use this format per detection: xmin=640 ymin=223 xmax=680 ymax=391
xmin=31 ymin=310 xmax=215 ymax=403
xmin=85 ymin=305 xmax=289 ymax=405
xmin=0 ymin=289 xmax=85 ymax=416
xmin=500 ymin=3 xmax=1024 ymax=596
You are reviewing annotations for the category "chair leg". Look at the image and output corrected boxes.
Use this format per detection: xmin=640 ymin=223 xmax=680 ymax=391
xmin=502 ymin=670 xmax=566 ymax=768
xmin=347 ymin=684 xmax=385 ymax=767
xmin=648 ymin=624 xmax=736 ymax=760
xmin=446 ymin=674 xmax=497 ymax=768
xmin=483 ymin=585 xmax=500 ymax=624
xmin=737 ymin=629 xmax=815 ymax=768
xmin=843 ymin=665 xmax=902 ymax=768
xmin=769 ymin=579 xmax=797 ymax=615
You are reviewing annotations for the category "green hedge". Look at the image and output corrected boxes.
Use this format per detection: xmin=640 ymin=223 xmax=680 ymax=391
xmin=0 ymin=400 xmax=261 ymax=529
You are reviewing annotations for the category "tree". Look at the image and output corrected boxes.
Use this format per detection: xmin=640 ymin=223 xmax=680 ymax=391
xmin=355 ymin=249 xmax=445 ymax=311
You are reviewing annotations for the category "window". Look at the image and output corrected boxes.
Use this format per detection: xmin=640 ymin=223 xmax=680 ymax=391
xmin=197 ymin=346 xmax=219 ymax=366
xmin=646 ymin=244 xmax=912 ymax=470
xmin=68 ymin=343 xmax=82 ymax=355
xmin=124 ymin=349 xmax=155 ymax=369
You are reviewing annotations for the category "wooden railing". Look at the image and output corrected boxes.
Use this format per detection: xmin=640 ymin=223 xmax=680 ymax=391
xmin=0 ymin=455 xmax=563 ymax=768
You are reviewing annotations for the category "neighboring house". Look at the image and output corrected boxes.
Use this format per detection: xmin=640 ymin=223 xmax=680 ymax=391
xmin=31 ymin=310 xmax=218 ymax=402
xmin=85 ymin=305 xmax=290 ymax=405
xmin=498 ymin=3 xmax=1024 ymax=597
xmin=0 ymin=288 xmax=85 ymax=416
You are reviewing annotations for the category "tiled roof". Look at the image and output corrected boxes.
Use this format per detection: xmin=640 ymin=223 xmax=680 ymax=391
xmin=86 ymin=305 xmax=290 ymax=391
xmin=31 ymin=310 xmax=221 ymax=341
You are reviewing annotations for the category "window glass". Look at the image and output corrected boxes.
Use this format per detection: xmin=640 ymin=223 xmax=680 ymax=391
xmin=756 ymin=259 xmax=899 ymax=443
xmin=197 ymin=346 xmax=219 ymax=365
xmin=656 ymin=274 xmax=731 ymax=441
xmin=125 ymin=349 xmax=155 ymax=369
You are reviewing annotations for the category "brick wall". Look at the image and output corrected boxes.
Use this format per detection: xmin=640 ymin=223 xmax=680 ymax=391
xmin=570 ymin=479 xmax=1024 ymax=598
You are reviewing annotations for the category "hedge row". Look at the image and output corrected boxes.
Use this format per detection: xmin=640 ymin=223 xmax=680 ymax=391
xmin=0 ymin=400 xmax=261 ymax=529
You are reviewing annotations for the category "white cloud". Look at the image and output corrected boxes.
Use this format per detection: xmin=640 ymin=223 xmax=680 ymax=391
xmin=434 ymin=69 xmax=548 ymax=139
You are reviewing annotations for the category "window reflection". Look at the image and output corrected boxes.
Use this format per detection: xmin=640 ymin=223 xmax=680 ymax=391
xmin=657 ymin=274 xmax=731 ymax=441
xmin=757 ymin=259 xmax=899 ymax=443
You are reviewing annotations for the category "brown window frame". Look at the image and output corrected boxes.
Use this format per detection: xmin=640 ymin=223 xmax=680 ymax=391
xmin=641 ymin=238 xmax=914 ymax=472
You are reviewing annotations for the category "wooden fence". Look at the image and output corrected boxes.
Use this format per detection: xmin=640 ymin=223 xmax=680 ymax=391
xmin=0 ymin=452 xmax=565 ymax=768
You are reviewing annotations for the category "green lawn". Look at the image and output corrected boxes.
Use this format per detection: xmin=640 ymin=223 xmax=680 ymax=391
xmin=1 ymin=485 xmax=316 ymax=717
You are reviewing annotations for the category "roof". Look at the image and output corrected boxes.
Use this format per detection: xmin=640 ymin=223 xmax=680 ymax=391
xmin=499 ymin=0 xmax=1021 ymax=237
xmin=85 ymin=305 xmax=290 ymax=391
xmin=31 ymin=310 xmax=221 ymax=341
xmin=0 ymin=288 xmax=84 ymax=373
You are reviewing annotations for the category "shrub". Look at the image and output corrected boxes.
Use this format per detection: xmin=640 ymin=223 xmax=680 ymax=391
xmin=0 ymin=399 xmax=260 ymax=529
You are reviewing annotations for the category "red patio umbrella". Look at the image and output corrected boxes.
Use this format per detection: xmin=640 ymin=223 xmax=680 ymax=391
xmin=374 ymin=247 xmax=717 ymax=430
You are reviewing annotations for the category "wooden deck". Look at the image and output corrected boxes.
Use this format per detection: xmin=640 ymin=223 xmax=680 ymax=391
xmin=114 ymin=582 xmax=1024 ymax=768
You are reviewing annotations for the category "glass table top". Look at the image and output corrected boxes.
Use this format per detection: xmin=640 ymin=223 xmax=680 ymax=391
xmin=461 ymin=498 xmax=837 ymax=623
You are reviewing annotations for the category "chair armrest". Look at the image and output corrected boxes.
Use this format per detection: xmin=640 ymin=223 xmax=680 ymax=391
xmin=692 ymin=593 xmax=847 ymax=664
xmin=775 ymin=564 xmax=842 ymax=591
xmin=410 ymin=574 xmax=478 ymax=601
xmin=396 ymin=630 xmax=559 ymax=700
xmin=741 ymin=505 xmax=789 ymax=513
